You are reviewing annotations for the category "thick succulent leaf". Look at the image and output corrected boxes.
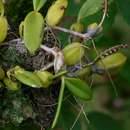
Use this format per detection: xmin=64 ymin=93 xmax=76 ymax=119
xmin=78 ymin=0 xmax=104 ymax=21
xmin=14 ymin=69 xmax=43 ymax=88
xmin=33 ymin=0 xmax=47 ymax=11
xmin=65 ymin=77 xmax=92 ymax=100
xmin=96 ymin=52 xmax=127 ymax=75
xmin=0 ymin=16 xmax=8 ymax=43
xmin=24 ymin=11 xmax=44 ymax=54
xmin=35 ymin=71 xmax=53 ymax=88
xmin=19 ymin=21 xmax=24 ymax=38
xmin=3 ymin=78 xmax=20 ymax=91
xmin=46 ymin=0 xmax=68 ymax=26
xmin=63 ymin=42 xmax=84 ymax=66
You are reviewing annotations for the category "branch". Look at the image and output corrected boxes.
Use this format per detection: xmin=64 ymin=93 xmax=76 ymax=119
xmin=52 ymin=26 xmax=87 ymax=38
xmin=0 ymin=38 xmax=23 ymax=47
xmin=50 ymin=0 xmax=108 ymax=40
xmin=40 ymin=45 xmax=57 ymax=56
xmin=52 ymin=26 xmax=91 ymax=40
xmin=83 ymin=43 xmax=128 ymax=67
xmin=98 ymin=0 xmax=108 ymax=27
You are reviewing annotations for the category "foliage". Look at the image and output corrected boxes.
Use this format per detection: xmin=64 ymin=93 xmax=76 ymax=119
xmin=78 ymin=0 xmax=104 ymax=21
xmin=0 ymin=0 xmax=130 ymax=130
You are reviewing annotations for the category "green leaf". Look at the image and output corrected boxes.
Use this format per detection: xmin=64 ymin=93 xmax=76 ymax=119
xmin=14 ymin=67 xmax=43 ymax=88
xmin=96 ymin=52 xmax=127 ymax=75
xmin=78 ymin=0 xmax=104 ymax=21
xmin=0 ymin=0 xmax=4 ymax=16
xmin=65 ymin=0 xmax=86 ymax=17
xmin=33 ymin=0 xmax=47 ymax=11
xmin=116 ymin=0 xmax=130 ymax=25
xmin=24 ymin=11 xmax=44 ymax=54
xmin=87 ymin=112 xmax=123 ymax=130
xmin=65 ymin=77 xmax=92 ymax=100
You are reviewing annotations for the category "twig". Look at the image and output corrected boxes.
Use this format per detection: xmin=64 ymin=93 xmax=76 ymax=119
xmin=36 ymin=94 xmax=71 ymax=107
xmin=70 ymin=108 xmax=82 ymax=130
xmin=50 ymin=25 xmax=94 ymax=41
xmin=52 ymin=26 xmax=89 ymax=39
xmin=40 ymin=45 xmax=57 ymax=56
xmin=50 ymin=0 xmax=108 ymax=40
xmin=83 ymin=43 xmax=128 ymax=67
xmin=98 ymin=0 xmax=108 ymax=27
xmin=40 ymin=62 xmax=54 ymax=71
xmin=74 ymin=97 xmax=90 ymax=124
xmin=90 ymin=39 xmax=118 ymax=97
xmin=52 ymin=70 xmax=68 ymax=79
xmin=0 ymin=38 xmax=23 ymax=47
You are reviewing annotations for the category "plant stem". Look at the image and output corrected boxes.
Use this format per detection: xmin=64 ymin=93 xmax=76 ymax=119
xmin=98 ymin=0 xmax=108 ymax=27
xmin=40 ymin=62 xmax=54 ymax=71
xmin=53 ymin=70 xmax=68 ymax=79
xmin=52 ymin=26 xmax=90 ymax=40
xmin=51 ymin=76 xmax=65 ymax=129
xmin=40 ymin=45 xmax=57 ymax=56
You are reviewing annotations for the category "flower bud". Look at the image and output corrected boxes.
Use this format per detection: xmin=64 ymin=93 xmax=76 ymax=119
xmin=70 ymin=22 xmax=84 ymax=33
xmin=87 ymin=23 xmax=98 ymax=30
xmin=87 ymin=22 xmax=102 ymax=37
xmin=54 ymin=51 xmax=64 ymax=73
xmin=70 ymin=22 xmax=84 ymax=42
